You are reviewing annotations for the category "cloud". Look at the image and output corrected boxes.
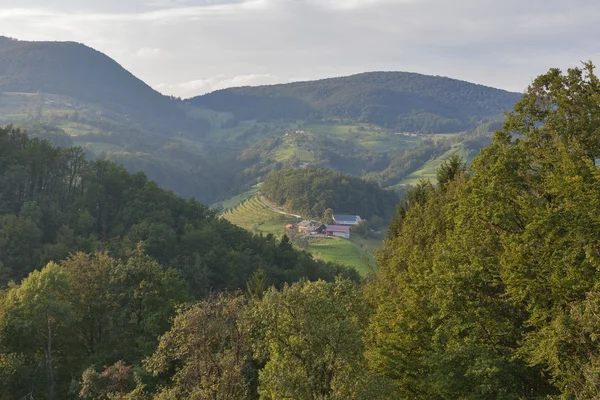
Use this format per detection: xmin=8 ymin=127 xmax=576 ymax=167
xmin=135 ymin=47 xmax=163 ymax=58
xmin=156 ymin=74 xmax=280 ymax=97
xmin=0 ymin=0 xmax=598 ymax=97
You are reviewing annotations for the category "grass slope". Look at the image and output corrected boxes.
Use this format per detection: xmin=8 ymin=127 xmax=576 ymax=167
xmin=397 ymin=145 xmax=470 ymax=187
xmin=223 ymin=196 xmax=299 ymax=236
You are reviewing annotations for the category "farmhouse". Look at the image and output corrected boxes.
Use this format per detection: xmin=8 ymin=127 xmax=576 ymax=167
xmin=297 ymin=220 xmax=326 ymax=234
xmin=332 ymin=214 xmax=362 ymax=226
xmin=325 ymin=225 xmax=350 ymax=239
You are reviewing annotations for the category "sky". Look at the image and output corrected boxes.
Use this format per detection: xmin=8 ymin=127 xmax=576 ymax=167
xmin=0 ymin=0 xmax=598 ymax=98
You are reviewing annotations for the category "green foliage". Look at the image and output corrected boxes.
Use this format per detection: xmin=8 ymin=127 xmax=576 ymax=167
xmin=79 ymin=361 xmax=145 ymax=400
xmin=436 ymin=154 xmax=466 ymax=189
xmin=0 ymin=252 xmax=185 ymax=399
xmin=250 ymin=279 xmax=394 ymax=399
xmin=367 ymin=63 xmax=600 ymax=398
xmin=0 ymin=126 xmax=358 ymax=292
xmin=246 ymin=268 xmax=268 ymax=301
xmin=144 ymin=293 xmax=250 ymax=400
xmin=0 ymin=262 xmax=74 ymax=400
xmin=261 ymin=168 xmax=399 ymax=221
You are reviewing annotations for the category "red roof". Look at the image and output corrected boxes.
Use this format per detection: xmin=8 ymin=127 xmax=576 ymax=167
xmin=325 ymin=225 xmax=350 ymax=233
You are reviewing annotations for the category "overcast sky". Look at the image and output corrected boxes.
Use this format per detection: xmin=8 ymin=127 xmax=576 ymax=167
xmin=0 ymin=0 xmax=598 ymax=98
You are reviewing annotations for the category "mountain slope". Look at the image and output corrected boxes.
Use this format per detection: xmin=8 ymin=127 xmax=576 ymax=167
xmin=0 ymin=36 xmax=188 ymax=131
xmin=190 ymin=71 xmax=521 ymax=133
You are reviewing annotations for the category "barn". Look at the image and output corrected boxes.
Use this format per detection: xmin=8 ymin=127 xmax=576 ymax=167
xmin=325 ymin=225 xmax=351 ymax=239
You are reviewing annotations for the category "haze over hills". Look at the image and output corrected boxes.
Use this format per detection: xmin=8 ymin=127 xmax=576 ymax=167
xmin=0 ymin=36 xmax=522 ymax=204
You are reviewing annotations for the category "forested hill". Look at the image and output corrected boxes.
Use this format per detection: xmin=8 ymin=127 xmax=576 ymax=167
xmin=0 ymin=37 xmax=187 ymax=129
xmin=190 ymin=71 xmax=522 ymax=133
xmin=261 ymin=168 xmax=399 ymax=222
xmin=0 ymin=126 xmax=357 ymax=292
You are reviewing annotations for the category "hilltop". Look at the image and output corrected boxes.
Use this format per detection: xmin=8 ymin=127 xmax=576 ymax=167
xmin=190 ymin=71 xmax=521 ymax=133
xmin=0 ymin=36 xmax=189 ymax=131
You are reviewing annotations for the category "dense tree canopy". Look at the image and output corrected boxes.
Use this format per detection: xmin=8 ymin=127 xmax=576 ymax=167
xmin=261 ymin=168 xmax=399 ymax=222
xmin=0 ymin=126 xmax=360 ymax=399
xmin=367 ymin=63 xmax=600 ymax=398
xmin=0 ymin=126 xmax=358 ymax=292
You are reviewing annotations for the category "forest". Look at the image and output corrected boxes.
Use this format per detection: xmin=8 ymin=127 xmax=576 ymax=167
xmin=0 ymin=126 xmax=358 ymax=290
xmin=3 ymin=62 xmax=600 ymax=399
xmin=260 ymin=168 xmax=399 ymax=223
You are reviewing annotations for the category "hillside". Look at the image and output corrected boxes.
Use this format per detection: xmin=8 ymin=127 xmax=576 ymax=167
xmin=190 ymin=71 xmax=522 ymax=133
xmin=222 ymin=193 xmax=379 ymax=274
xmin=0 ymin=36 xmax=521 ymax=205
xmin=0 ymin=125 xmax=357 ymax=289
xmin=0 ymin=36 xmax=191 ymax=132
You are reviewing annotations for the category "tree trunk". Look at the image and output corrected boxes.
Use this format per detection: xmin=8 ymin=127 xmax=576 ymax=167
xmin=45 ymin=319 xmax=55 ymax=400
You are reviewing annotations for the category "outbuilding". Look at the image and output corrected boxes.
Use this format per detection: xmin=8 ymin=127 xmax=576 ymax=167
xmin=325 ymin=225 xmax=351 ymax=239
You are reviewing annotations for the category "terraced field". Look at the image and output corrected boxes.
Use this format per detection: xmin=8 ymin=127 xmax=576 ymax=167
xmin=216 ymin=184 xmax=261 ymax=211
xmin=223 ymin=196 xmax=300 ymax=236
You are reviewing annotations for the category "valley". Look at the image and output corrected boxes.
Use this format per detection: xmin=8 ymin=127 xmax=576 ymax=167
xmin=0 ymin=36 xmax=517 ymax=276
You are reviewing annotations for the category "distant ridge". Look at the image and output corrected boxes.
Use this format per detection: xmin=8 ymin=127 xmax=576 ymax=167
xmin=190 ymin=71 xmax=522 ymax=133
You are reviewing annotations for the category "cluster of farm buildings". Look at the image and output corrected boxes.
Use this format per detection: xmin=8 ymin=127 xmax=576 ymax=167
xmin=285 ymin=214 xmax=361 ymax=239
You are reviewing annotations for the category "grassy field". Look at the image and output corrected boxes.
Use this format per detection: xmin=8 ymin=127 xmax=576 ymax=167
xmin=309 ymin=236 xmax=379 ymax=275
xmin=307 ymin=123 xmax=423 ymax=153
xmin=397 ymin=146 xmax=469 ymax=187
xmin=222 ymin=194 xmax=382 ymax=274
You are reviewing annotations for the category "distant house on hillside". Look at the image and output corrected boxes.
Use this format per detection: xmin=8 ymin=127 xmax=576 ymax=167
xmin=332 ymin=215 xmax=362 ymax=226
xmin=297 ymin=220 xmax=326 ymax=234
xmin=325 ymin=225 xmax=350 ymax=239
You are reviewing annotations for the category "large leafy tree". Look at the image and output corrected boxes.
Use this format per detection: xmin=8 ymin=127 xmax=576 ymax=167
xmin=0 ymin=262 xmax=75 ymax=400
xmin=144 ymin=293 xmax=251 ymax=400
xmin=367 ymin=63 xmax=600 ymax=399
xmin=0 ymin=251 xmax=188 ymax=400
xmin=252 ymin=279 xmax=392 ymax=400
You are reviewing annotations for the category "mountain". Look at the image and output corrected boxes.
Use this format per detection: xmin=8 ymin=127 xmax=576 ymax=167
xmin=190 ymin=71 xmax=522 ymax=133
xmin=0 ymin=36 xmax=191 ymax=132
xmin=0 ymin=37 xmax=225 ymax=203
